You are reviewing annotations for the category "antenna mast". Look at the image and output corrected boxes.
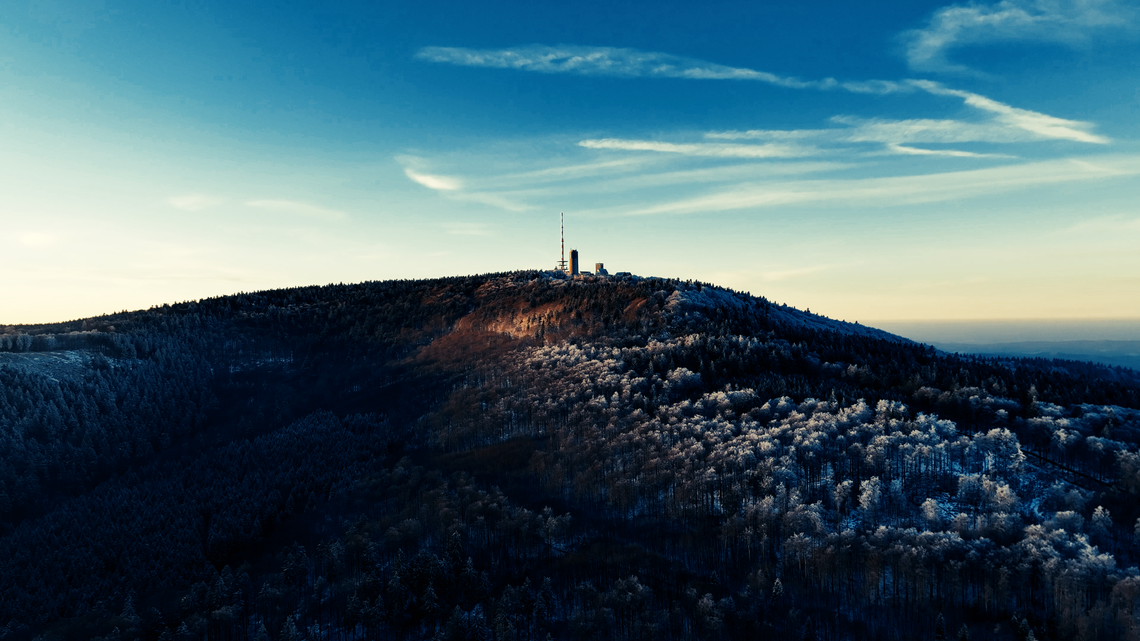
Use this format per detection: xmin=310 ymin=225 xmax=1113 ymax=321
xmin=556 ymin=212 xmax=568 ymax=272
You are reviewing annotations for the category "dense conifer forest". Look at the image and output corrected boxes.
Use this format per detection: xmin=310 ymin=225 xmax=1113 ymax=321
xmin=2 ymin=271 xmax=1139 ymax=641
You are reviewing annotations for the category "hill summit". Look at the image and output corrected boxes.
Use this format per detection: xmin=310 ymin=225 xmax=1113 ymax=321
xmin=2 ymin=271 xmax=1140 ymax=641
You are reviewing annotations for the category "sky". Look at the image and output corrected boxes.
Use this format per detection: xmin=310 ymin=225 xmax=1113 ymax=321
xmin=2 ymin=0 xmax=1139 ymax=328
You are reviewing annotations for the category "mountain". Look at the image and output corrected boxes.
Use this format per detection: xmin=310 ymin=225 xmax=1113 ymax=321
xmin=1 ymin=271 xmax=1139 ymax=641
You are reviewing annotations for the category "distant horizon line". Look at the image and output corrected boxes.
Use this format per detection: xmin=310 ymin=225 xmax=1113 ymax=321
xmin=866 ymin=318 xmax=1140 ymax=324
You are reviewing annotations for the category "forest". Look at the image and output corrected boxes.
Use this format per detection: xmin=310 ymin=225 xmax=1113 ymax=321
xmin=1 ymin=270 xmax=1139 ymax=641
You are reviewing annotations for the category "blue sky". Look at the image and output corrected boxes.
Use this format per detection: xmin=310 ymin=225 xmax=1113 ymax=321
xmin=2 ymin=0 xmax=1139 ymax=326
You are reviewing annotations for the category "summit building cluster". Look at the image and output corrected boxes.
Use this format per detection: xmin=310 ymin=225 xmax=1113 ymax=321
xmin=553 ymin=212 xmax=621 ymax=278
xmin=560 ymin=249 xmax=608 ymax=278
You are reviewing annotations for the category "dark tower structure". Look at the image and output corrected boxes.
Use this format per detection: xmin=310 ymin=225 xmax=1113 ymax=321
xmin=570 ymin=249 xmax=579 ymax=276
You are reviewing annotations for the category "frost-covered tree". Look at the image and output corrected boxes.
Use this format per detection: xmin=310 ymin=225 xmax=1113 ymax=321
xmin=1091 ymin=506 xmax=1113 ymax=541
xmin=922 ymin=498 xmax=942 ymax=530
xmin=859 ymin=477 xmax=882 ymax=527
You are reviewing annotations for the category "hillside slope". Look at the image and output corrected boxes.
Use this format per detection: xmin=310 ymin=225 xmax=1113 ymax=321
xmin=1 ymin=271 xmax=1140 ymax=641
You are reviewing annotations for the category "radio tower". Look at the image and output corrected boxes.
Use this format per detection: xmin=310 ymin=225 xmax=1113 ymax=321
xmin=556 ymin=212 xmax=568 ymax=272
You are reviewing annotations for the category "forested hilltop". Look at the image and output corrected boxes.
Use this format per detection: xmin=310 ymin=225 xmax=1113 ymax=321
xmin=2 ymin=271 xmax=1140 ymax=641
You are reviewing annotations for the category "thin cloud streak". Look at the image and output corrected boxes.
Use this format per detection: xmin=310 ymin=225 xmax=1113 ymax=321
xmin=838 ymin=80 xmax=912 ymax=95
xmin=404 ymin=169 xmax=463 ymax=191
xmin=586 ymin=162 xmax=853 ymax=192
xmin=579 ymin=138 xmax=813 ymax=158
xmin=707 ymin=86 xmax=1109 ymax=146
xmin=910 ymin=80 xmax=1110 ymax=143
xmin=707 ymin=116 xmax=1043 ymax=144
xmin=614 ymin=155 xmax=1140 ymax=216
xmin=497 ymin=157 xmax=661 ymax=183
xmin=901 ymin=0 xmax=1133 ymax=73
xmin=416 ymin=45 xmax=834 ymax=89
xmin=834 ymin=116 xmax=1036 ymax=144
xmin=886 ymin=143 xmax=1012 ymax=158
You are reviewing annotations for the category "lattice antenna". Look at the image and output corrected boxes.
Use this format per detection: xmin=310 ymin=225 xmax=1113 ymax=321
xmin=556 ymin=212 xmax=568 ymax=272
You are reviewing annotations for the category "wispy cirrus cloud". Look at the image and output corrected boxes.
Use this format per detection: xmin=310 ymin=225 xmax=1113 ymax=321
xmin=706 ymin=115 xmax=1022 ymax=157
xmin=709 ymin=116 xmax=1038 ymax=145
xmin=706 ymin=82 xmax=1108 ymax=146
xmin=246 ymin=199 xmax=348 ymax=221
xmin=584 ymin=162 xmax=852 ymax=193
xmin=885 ymin=144 xmax=1010 ymax=158
xmin=419 ymin=44 xmax=1109 ymax=146
xmin=397 ymin=155 xmax=535 ymax=211
xmin=420 ymin=44 xmax=922 ymax=95
xmin=901 ymin=0 xmax=1134 ymax=74
xmin=586 ymin=131 xmax=1013 ymax=162
xmin=832 ymin=115 xmax=1034 ymax=144
xmin=411 ymin=41 xmax=1113 ymax=222
xmin=911 ymin=80 xmax=1110 ymax=143
xmin=612 ymin=155 xmax=1140 ymax=216
xmin=706 ymin=114 xmax=1021 ymax=156
xmin=404 ymin=169 xmax=462 ymax=191
xmin=496 ymin=157 xmax=660 ymax=183
xmin=578 ymin=138 xmax=813 ymax=158
xmin=416 ymin=45 xmax=835 ymax=89
xmin=399 ymin=155 xmax=464 ymax=190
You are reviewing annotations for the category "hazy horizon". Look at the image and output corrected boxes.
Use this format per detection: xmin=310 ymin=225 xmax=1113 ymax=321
xmin=870 ymin=318 xmax=1140 ymax=344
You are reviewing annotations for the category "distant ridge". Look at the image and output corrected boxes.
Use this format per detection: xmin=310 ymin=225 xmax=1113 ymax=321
xmin=936 ymin=339 xmax=1140 ymax=372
